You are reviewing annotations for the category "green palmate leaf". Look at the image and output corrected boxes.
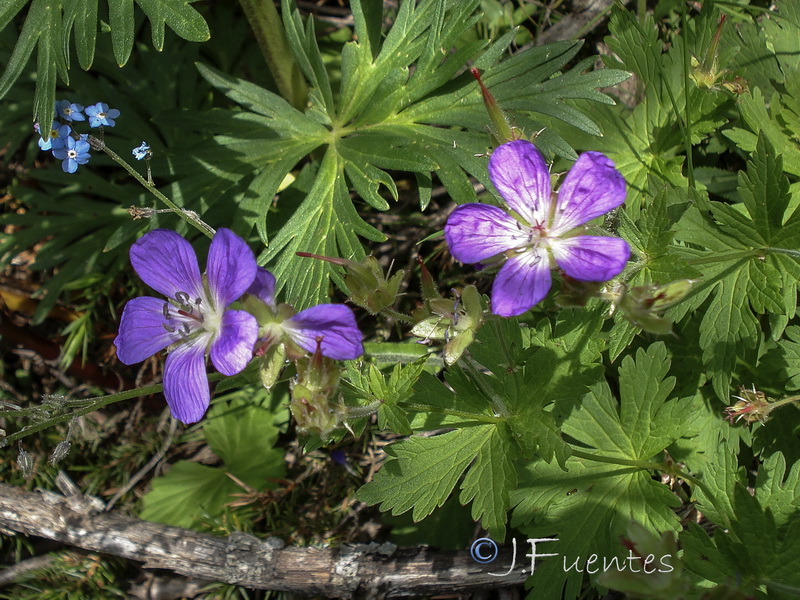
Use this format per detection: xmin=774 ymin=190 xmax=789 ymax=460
xmin=768 ymin=326 xmax=800 ymax=390
xmin=728 ymin=0 xmax=800 ymax=99
xmin=108 ymin=0 xmax=135 ymax=66
xmin=63 ymin=0 xmax=96 ymax=70
xmin=203 ymin=397 xmax=285 ymax=488
xmin=258 ymin=147 xmax=384 ymax=308
xmin=0 ymin=0 xmax=67 ymax=134
xmin=566 ymin=9 xmax=733 ymax=210
xmin=511 ymin=459 xmax=682 ymax=600
xmin=0 ymin=0 xmax=209 ymax=126
xmin=140 ymin=396 xmax=285 ymax=529
xmin=459 ymin=425 xmax=517 ymax=539
xmin=357 ymin=425 xmax=515 ymax=539
xmin=617 ymin=181 xmax=697 ymax=284
xmin=723 ymin=86 xmax=800 ymax=177
xmin=682 ymin=475 xmax=800 ymax=597
xmin=134 ymin=0 xmax=210 ymax=51
xmin=169 ymin=2 xmax=628 ymax=305
xmin=673 ymin=134 xmax=800 ymax=399
xmin=344 ymin=360 xmax=428 ymax=436
xmin=139 ymin=461 xmax=241 ymax=529
xmin=510 ymin=343 xmax=688 ymax=599
xmin=564 ymin=343 xmax=691 ymax=460
xmin=754 ymin=452 xmax=800 ymax=531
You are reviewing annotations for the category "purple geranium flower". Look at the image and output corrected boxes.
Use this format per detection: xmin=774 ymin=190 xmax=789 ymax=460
xmin=246 ymin=268 xmax=364 ymax=360
xmin=51 ymin=136 xmax=91 ymax=173
xmin=445 ymin=140 xmax=630 ymax=317
xmin=114 ymin=228 xmax=259 ymax=424
xmin=85 ymin=102 xmax=120 ymax=127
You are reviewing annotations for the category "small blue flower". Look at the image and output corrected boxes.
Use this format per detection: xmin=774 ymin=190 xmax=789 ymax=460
xmin=85 ymin=102 xmax=120 ymax=127
xmin=52 ymin=136 xmax=91 ymax=173
xmin=36 ymin=120 xmax=70 ymax=151
xmin=55 ymin=100 xmax=86 ymax=122
xmin=132 ymin=141 xmax=151 ymax=161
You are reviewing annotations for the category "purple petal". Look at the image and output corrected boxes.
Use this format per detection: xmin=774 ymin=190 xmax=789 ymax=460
xmin=246 ymin=267 xmax=277 ymax=308
xmin=163 ymin=339 xmax=210 ymax=424
xmin=551 ymin=152 xmax=626 ymax=235
xmin=206 ymin=228 xmax=257 ymax=309
xmin=444 ymin=204 xmax=529 ymax=265
xmin=284 ymin=304 xmax=364 ymax=360
xmin=491 ymin=249 xmax=552 ymax=317
xmin=550 ymin=236 xmax=630 ymax=281
xmin=210 ymin=310 xmax=258 ymax=375
xmin=488 ymin=140 xmax=552 ymax=227
xmin=130 ymin=229 xmax=204 ymax=301
xmin=114 ymin=296 xmax=180 ymax=364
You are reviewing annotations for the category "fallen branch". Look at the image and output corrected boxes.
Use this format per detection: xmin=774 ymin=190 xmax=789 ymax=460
xmin=0 ymin=482 xmax=524 ymax=597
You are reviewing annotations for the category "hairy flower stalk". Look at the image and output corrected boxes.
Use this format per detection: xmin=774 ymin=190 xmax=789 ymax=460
xmin=445 ymin=140 xmax=630 ymax=316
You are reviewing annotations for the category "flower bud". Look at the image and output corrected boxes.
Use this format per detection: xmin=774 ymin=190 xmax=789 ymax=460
xmin=690 ymin=15 xmax=726 ymax=89
xmin=17 ymin=447 xmax=34 ymax=477
xmin=556 ymin=275 xmax=604 ymax=308
xmin=297 ymin=253 xmax=404 ymax=315
xmin=615 ymin=279 xmax=695 ymax=334
xmin=725 ymin=385 xmax=772 ymax=424
xmin=290 ymin=351 xmax=343 ymax=437
xmin=257 ymin=342 xmax=287 ymax=390
xmin=471 ymin=68 xmax=517 ymax=145
xmin=49 ymin=440 xmax=72 ymax=465
xmin=412 ymin=285 xmax=484 ymax=365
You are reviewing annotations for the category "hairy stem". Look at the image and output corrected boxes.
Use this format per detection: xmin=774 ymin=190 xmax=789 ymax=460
xmin=239 ymin=0 xmax=308 ymax=110
xmin=88 ymin=136 xmax=216 ymax=239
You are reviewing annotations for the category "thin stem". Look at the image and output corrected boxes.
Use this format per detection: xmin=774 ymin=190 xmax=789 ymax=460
xmin=400 ymin=402 xmax=505 ymax=425
xmin=681 ymin=0 xmax=695 ymax=188
xmin=239 ymin=0 xmax=308 ymax=111
xmin=570 ymin=449 xmax=661 ymax=470
xmin=380 ymin=308 xmax=415 ymax=324
xmin=764 ymin=246 xmax=800 ymax=259
xmin=685 ymin=250 xmax=757 ymax=266
xmin=571 ymin=448 xmax=732 ymax=529
xmin=1 ymin=374 xmax=225 ymax=446
xmin=88 ymin=136 xmax=215 ymax=239
xmin=625 ymin=14 xmax=694 ymax=188
xmin=2 ymin=383 xmax=164 ymax=445
xmin=461 ymin=355 xmax=509 ymax=417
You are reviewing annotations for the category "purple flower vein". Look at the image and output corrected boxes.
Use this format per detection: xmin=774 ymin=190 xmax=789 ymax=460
xmin=114 ymin=228 xmax=258 ymax=424
xmin=444 ymin=140 xmax=630 ymax=317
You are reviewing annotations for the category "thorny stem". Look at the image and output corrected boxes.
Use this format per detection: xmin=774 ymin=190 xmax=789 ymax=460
xmin=87 ymin=136 xmax=216 ymax=239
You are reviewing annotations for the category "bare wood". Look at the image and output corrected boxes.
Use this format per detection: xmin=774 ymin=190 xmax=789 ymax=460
xmin=0 ymin=483 xmax=525 ymax=597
